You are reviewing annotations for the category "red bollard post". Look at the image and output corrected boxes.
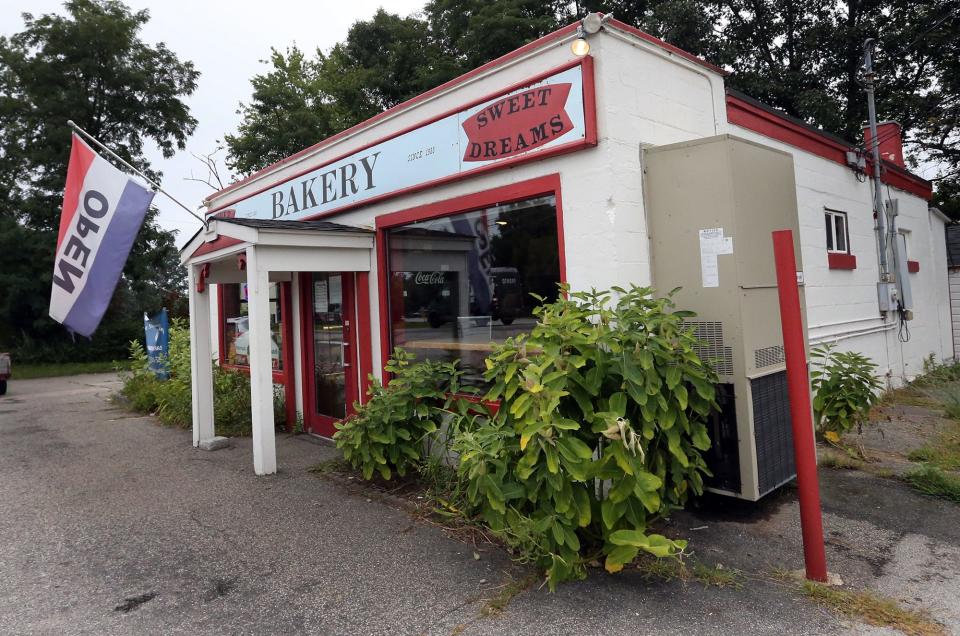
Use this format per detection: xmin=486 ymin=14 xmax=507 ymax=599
xmin=772 ymin=229 xmax=828 ymax=583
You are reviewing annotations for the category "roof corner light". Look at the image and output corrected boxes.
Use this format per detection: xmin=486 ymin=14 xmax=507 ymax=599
xmin=571 ymin=12 xmax=609 ymax=57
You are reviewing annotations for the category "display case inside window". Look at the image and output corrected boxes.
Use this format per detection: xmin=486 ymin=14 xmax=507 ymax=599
xmin=221 ymin=282 xmax=283 ymax=370
xmin=386 ymin=195 xmax=560 ymax=384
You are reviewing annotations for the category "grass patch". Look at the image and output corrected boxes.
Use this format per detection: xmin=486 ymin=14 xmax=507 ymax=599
xmin=479 ymin=572 xmax=539 ymax=616
xmin=11 ymin=360 xmax=129 ymax=379
xmin=902 ymin=465 xmax=960 ymax=504
xmin=802 ymin=580 xmax=945 ymax=636
xmin=820 ymin=452 xmax=866 ymax=470
xmin=634 ymin=555 xmax=743 ymax=589
xmin=308 ymin=458 xmax=352 ymax=475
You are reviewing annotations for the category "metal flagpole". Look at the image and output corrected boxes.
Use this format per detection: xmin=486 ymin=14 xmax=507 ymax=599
xmin=66 ymin=120 xmax=207 ymax=228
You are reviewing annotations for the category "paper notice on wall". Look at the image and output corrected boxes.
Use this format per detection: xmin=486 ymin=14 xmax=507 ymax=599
xmin=699 ymin=228 xmax=734 ymax=288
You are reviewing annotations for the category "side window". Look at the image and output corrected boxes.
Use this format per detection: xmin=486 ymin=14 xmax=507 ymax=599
xmin=824 ymin=209 xmax=849 ymax=254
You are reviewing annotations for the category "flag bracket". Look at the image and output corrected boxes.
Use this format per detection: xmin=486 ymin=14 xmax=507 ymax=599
xmin=66 ymin=120 xmax=208 ymax=229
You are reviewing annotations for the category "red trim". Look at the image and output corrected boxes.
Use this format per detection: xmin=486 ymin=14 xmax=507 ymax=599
xmin=215 ymin=282 xmax=289 ymax=386
xmin=203 ymin=17 xmax=718 ymax=208
xmin=907 ymin=259 xmax=920 ymax=273
xmin=217 ymin=284 xmax=227 ymax=365
xmin=726 ymin=94 xmax=933 ymax=201
xmin=299 ymin=272 xmax=360 ymax=437
xmin=280 ymin=281 xmax=296 ymax=430
xmin=827 ymin=252 xmax=857 ymax=270
xmin=190 ymin=235 xmax=244 ymax=259
xmin=207 ymin=58 xmax=597 ymax=218
xmin=355 ymin=271 xmax=374 ymax=403
xmin=605 ymin=18 xmax=726 ymax=76
xmin=375 ymin=173 xmax=566 ymax=375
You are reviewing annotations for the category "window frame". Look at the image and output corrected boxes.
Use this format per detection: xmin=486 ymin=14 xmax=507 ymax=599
xmin=824 ymin=208 xmax=851 ymax=255
xmin=374 ymin=173 xmax=566 ymax=377
xmin=216 ymin=281 xmax=291 ymax=386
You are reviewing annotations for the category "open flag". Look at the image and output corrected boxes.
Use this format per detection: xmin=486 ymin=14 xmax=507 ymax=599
xmin=49 ymin=133 xmax=154 ymax=337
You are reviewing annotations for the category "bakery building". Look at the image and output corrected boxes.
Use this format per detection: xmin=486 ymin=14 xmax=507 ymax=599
xmin=181 ymin=15 xmax=951 ymax=491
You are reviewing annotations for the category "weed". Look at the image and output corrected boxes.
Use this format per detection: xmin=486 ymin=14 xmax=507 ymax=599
xmin=819 ymin=452 xmax=865 ymax=470
xmin=633 ymin=555 xmax=743 ymax=589
xmin=902 ymin=465 xmax=960 ymax=504
xmin=801 ymin=580 xmax=945 ymax=636
xmin=480 ymin=572 xmax=539 ymax=616
xmin=308 ymin=458 xmax=351 ymax=475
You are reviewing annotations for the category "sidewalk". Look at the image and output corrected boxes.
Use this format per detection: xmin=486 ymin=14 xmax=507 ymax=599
xmin=0 ymin=373 xmax=956 ymax=634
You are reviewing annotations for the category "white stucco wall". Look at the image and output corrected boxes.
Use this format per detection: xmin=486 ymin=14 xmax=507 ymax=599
xmin=204 ymin=28 xmax=727 ymax=382
xmin=200 ymin=26 xmax=948 ymax=388
xmin=730 ymin=124 xmax=951 ymax=384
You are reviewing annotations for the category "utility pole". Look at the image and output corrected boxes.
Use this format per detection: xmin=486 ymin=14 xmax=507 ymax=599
xmin=862 ymin=39 xmax=890 ymax=281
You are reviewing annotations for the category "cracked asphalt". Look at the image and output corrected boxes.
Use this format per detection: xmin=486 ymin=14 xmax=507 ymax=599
xmin=1 ymin=373 xmax=958 ymax=635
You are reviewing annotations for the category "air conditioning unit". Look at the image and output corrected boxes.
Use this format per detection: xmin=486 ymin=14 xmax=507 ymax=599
xmin=644 ymin=134 xmax=808 ymax=501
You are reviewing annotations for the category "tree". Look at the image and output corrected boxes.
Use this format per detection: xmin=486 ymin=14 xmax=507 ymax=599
xmin=224 ymin=47 xmax=333 ymax=177
xmin=0 ymin=0 xmax=198 ymax=361
xmin=225 ymin=0 xmax=959 ymax=212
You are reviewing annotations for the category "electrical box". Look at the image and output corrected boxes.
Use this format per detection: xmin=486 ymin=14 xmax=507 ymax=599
xmin=644 ymin=135 xmax=808 ymax=501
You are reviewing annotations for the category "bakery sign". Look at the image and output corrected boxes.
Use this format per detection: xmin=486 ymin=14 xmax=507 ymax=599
xmin=219 ymin=61 xmax=594 ymax=221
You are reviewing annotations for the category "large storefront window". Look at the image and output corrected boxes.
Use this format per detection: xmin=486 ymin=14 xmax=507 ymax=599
xmin=221 ymin=282 xmax=283 ymax=370
xmin=386 ymin=194 xmax=560 ymax=384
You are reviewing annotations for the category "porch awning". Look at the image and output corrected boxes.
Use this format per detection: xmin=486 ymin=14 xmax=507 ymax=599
xmin=179 ymin=215 xmax=375 ymax=277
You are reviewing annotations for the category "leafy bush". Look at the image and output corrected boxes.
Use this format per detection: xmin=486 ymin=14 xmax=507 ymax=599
xmin=120 ymin=319 xmax=286 ymax=435
xmin=453 ymin=286 xmax=718 ymax=589
xmin=810 ymin=344 xmax=883 ymax=440
xmin=333 ymin=349 xmax=464 ymax=480
xmin=914 ymin=354 xmax=960 ymax=387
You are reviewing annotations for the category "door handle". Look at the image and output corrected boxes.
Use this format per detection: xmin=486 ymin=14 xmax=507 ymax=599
xmin=340 ymin=340 xmax=350 ymax=367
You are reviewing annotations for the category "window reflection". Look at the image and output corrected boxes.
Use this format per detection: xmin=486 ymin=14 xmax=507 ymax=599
xmin=386 ymin=195 xmax=560 ymax=384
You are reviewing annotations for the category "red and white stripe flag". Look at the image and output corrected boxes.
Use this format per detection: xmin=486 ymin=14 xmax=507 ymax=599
xmin=49 ymin=133 xmax=154 ymax=337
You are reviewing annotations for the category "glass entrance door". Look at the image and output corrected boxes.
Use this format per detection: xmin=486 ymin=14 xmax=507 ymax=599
xmin=303 ymin=272 xmax=357 ymax=437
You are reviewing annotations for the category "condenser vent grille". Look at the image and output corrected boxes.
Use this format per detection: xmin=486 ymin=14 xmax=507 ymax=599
xmin=751 ymin=371 xmax=796 ymax=495
xmin=754 ymin=345 xmax=785 ymax=369
xmin=686 ymin=321 xmax=734 ymax=376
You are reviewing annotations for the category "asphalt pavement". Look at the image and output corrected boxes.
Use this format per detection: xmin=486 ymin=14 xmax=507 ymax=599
xmin=1 ymin=373 xmax=957 ymax=635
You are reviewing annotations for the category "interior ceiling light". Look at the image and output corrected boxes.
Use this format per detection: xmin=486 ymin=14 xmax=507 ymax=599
xmin=495 ymin=220 xmax=508 ymax=225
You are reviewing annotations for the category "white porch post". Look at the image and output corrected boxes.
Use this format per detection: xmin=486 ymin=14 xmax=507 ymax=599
xmin=188 ymin=265 xmax=215 ymax=446
xmin=245 ymin=247 xmax=278 ymax=475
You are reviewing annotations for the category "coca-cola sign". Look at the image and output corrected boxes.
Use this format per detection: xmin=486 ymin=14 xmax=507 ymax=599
xmin=414 ymin=272 xmax=446 ymax=285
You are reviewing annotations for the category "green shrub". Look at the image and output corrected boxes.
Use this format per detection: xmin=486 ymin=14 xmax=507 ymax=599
xmin=810 ymin=344 xmax=883 ymax=440
xmin=913 ymin=354 xmax=960 ymax=387
xmin=119 ymin=319 xmax=286 ymax=435
xmin=333 ymin=349 xmax=464 ymax=480
xmin=119 ymin=340 xmax=163 ymax=412
xmin=454 ymin=285 xmax=718 ymax=589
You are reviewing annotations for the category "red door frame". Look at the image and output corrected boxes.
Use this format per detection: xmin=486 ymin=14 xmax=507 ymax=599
xmin=298 ymin=272 xmax=361 ymax=437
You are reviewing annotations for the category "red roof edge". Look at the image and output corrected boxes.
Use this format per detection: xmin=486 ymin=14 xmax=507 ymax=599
xmin=206 ymin=17 xmax=726 ymax=208
xmin=726 ymin=93 xmax=932 ymax=201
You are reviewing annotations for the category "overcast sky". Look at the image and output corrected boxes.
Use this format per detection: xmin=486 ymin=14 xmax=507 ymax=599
xmin=0 ymin=0 xmax=427 ymax=247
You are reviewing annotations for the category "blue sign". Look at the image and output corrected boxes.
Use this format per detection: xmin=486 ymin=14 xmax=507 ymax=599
xmin=144 ymin=308 xmax=169 ymax=379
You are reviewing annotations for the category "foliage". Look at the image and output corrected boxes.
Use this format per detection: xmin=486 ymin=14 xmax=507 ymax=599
xmin=225 ymin=1 xmax=959 ymax=211
xmin=0 ymin=0 xmax=196 ymax=360
xmin=333 ymin=349 xmax=465 ymax=480
xmin=120 ymin=319 xmax=286 ymax=435
xmin=913 ymin=354 xmax=960 ymax=388
xmin=810 ymin=344 xmax=884 ymax=440
xmin=903 ymin=464 xmax=960 ymax=504
xmin=801 ymin=580 xmax=945 ymax=636
xmin=452 ymin=285 xmax=717 ymax=589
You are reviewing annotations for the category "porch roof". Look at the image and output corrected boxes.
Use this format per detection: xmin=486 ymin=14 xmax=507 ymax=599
xmin=179 ymin=216 xmax=375 ymax=267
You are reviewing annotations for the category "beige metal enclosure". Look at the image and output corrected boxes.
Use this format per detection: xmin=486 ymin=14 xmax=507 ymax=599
xmin=644 ymin=134 xmax=807 ymax=500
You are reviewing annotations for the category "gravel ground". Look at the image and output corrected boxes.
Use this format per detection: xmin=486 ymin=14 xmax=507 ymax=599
xmin=0 ymin=373 xmax=957 ymax=635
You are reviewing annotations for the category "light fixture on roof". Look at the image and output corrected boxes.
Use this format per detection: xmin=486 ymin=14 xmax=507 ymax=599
xmin=571 ymin=12 xmax=610 ymax=57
